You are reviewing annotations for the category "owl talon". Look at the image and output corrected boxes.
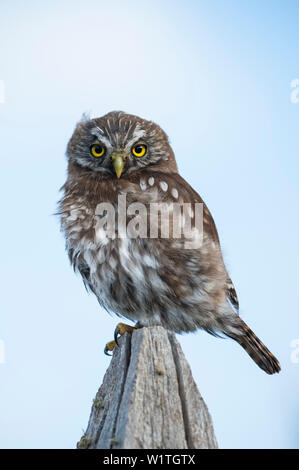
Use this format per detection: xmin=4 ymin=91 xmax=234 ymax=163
xmin=114 ymin=322 xmax=135 ymax=345
xmin=105 ymin=324 xmax=141 ymax=356
xmin=104 ymin=340 xmax=117 ymax=356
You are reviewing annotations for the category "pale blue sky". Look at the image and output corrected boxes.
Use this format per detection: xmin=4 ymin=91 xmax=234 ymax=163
xmin=0 ymin=0 xmax=298 ymax=448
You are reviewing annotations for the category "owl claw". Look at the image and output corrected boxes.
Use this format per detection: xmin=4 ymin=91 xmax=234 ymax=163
xmin=105 ymin=323 xmax=140 ymax=356
xmin=104 ymin=340 xmax=117 ymax=356
xmin=114 ymin=323 xmax=135 ymax=345
xmin=104 ymin=347 xmax=112 ymax=356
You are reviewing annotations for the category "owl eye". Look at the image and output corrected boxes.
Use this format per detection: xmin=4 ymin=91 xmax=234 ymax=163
xmin=90 ymin=144 xmax=106 ymax=158
xmin=132 ymin=144 xmax=147 ymax=158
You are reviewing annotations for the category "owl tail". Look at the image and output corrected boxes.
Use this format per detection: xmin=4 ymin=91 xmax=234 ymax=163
xmin=226 ymin=318 xmax=281 ymax=375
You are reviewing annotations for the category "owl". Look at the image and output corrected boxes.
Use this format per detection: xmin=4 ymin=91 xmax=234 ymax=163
xmin=58 ymin=111 xmax=280 ymax=375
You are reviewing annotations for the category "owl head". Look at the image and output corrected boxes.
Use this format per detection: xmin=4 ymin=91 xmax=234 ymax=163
xmin=66 ymin=111 xmax=178 ymax=178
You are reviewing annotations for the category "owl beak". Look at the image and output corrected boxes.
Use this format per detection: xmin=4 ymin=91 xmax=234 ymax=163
xmin=111 ymin=153 xmax=125 ymax=178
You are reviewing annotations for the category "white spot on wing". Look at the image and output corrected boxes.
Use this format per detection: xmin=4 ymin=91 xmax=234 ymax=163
xmin=148 ymin=177 xmax=155 ymax=186
xmin=171 ymin=188 xmax=179 ymax=199
xmin=159 ymin=181 xmax=168 ymax=192
xmin=140 ymin=179 xmax=147 ymax=190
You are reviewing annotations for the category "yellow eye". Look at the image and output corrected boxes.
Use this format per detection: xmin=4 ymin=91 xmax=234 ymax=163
xmin=132 ymin=144 xmax=147 ymax=158
xmin=90 ymin=144 xmax=106 ymax=158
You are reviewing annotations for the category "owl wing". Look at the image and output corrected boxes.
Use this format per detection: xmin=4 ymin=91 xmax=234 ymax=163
xmin=161 ymin=172 xmax=240 ymax=313
xmin=68 ymin=247 xmax=95 ymax=294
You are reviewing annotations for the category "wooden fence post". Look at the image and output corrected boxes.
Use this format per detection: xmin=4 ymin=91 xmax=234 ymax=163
xmin=77 ymin=326 xmax=218 ymax=449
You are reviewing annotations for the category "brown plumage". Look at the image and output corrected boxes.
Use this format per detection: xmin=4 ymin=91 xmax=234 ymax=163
xmin=58 ymin=111 xmax=280 ymax=374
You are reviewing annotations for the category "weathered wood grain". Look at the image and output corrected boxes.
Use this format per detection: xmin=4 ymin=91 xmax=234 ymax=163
xmin=77 ymin=326 xmax=218 ymax=449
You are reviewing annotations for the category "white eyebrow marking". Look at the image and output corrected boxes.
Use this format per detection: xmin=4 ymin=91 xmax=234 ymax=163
xmin=159 ymin=181 xmax=168 ymax=192
xmin=91 ymin=128 xmax=103 ymax=137
xmin=132 ymin=123 xmax=146 ymax=140
xmin=125 ymin=130 xmax=145 ymax=150
xmin=94 ymin=125 xmax=104 ymax=134
xmin=171 ymin=188 xmax=178 ymax=199
xmin=132 ymin=128 xmax=146 ymax=141
xmin=125 ymin=123 xmax=146 ymax=150
xmin=98 ymin=136 xmax=112 ymax=148
xmin=90 ymin=129 xmax=112 ymax=149
xmin=148 ymin=177 xmax=155 ymax=186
